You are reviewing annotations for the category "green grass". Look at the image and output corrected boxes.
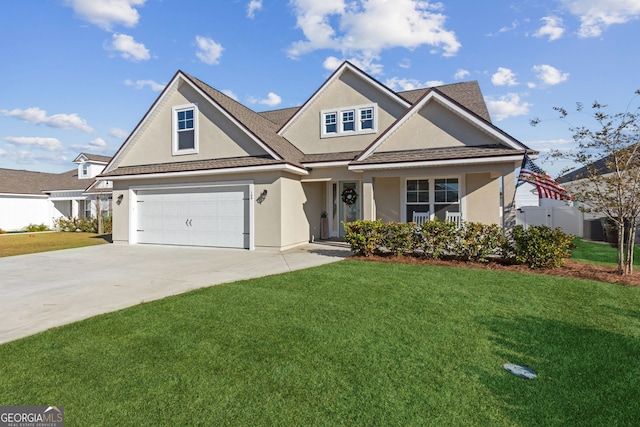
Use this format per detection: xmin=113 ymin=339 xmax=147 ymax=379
xmin=0 ymin=232 xmax=110 ymax=257
xmin=571 ymin=238 xmax=640 ymax=266
xmin=1 ymin=260 xmax=639 ymax=426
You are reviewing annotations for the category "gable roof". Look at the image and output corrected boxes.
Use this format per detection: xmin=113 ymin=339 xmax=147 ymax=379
xmin=277 ymin=61 xmax=411 ymax=135
xmin=101 ymin=62 xmax=529 ymax=178
xmin=0 ymin=168 xmax=82 ymax=195
xmin=74 ymin=153 xmax=112 ymax=164
xmin=103 ymin=71 xmax=305 ymax=177
xmin=355 ymin=87 xmax=529 ymax=163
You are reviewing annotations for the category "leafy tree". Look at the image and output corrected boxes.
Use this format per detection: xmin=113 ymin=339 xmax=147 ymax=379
xmin=532 ymin=90 xmax=640 ymax=275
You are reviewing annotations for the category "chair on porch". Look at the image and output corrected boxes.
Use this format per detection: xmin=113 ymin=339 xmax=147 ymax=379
xmin=445 ymin=211 xmax=462 ymax=228
xmin=412 ymin=211 xmax=430 ymax=226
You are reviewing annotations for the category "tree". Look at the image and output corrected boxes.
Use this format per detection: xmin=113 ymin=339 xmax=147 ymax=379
xmin=532 ymin=90 xmax=640 ymax=275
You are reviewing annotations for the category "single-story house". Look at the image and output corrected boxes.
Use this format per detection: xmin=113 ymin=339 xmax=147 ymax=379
xmin=0 ymin=153 xmax=113 ymax=231
xmin=98 ymin=61 xmax=533 ymax=250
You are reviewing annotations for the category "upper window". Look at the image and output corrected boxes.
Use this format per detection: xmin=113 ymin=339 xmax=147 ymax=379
xmin=321 ymin=104 xmax=377 ymax=138
xmin=81 ymin=163 xmax=89 ymax=177
xmin=172 ymin=104 xmax=198 ymax=155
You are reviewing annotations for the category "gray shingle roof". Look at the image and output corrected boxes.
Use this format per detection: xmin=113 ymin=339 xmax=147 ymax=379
xmin=100 ymin=156 xmax=286 ymax=177
xmin=0 ymin=168 xmax=86 ymax=195
xmin=351 ymin=145 xmax=525 ymax=166
xmin=184 ymin=74 xmax=305 ymax=165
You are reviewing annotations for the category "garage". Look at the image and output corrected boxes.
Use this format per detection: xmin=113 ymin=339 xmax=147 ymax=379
xmin=135 ymin=185 xmax=250 ymax=249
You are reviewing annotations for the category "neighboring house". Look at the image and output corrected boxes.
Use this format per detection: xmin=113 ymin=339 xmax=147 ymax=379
xmin=0 ymin=153 xmax=113 ymax=231
xmin=99 ymin=61 xmax=533 ymax=250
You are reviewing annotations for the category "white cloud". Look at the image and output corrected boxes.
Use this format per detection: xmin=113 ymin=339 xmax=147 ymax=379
xmin=0 ymin=150 xmax=70 ymax=166
xmin=249 ymin=92 xmax=282 ymax=107
xmin=124 ymin=79 xmax=165 ymax=91
xmin=109 ymin=128 xmax=129 ymax=138
xmin=532 ymin=64 xmax=569 ymax=86
xmin=107 ymin=33 xmax=150 ymax=61
xmin=221 ymin=90 xmax=238 ymax=101
xmin=322 ymin=56 xmax=344 ymax=71
xmin=385 ymin=77 xmax=443 ymax=91
xmin=399 ymin=58 xmax=411 ymax=69
xmin=559 ymin=0 xmax=640 ymax=37
xmin=195 ymin=36 xmax=224 ymax=65
xmin=4 ymin=136 xmax=64 ymax=151
xmin=288 ymin=0 xmax=460 ymax=75
xmin=485 ymin=93 xmax=531 ymax=121
xmin=491 ymin=67 xmax=518 ymax=86
xmin=71 ymin=137 xmax=112 ymax=152
xmin=66 ymin=0 xmax=145 ymax=31
xmin=533 ymin=16 xmax=565 ymax=41
xmin=454 ymin=68 xmax=470 ymax=80
xmin=247 ymin=0 xmax=262 ymax=18
xmin=0 ymin=107 xmax=94 ymax=133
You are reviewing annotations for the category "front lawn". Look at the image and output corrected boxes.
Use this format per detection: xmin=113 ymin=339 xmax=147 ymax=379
xmin=0 ymin=232 xmax=110 ymax=257
xmin=1 ymin=260 xmax=639 ymax=426
xmin=571 ymin=238 xmax=640 ymax=266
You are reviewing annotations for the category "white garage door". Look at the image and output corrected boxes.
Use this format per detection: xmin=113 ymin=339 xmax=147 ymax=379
xmin=136 ymin=186 xmax=249 ymax=248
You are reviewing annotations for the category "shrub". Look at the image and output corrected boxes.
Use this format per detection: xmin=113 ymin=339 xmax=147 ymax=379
xmin=503 ymin=225 xmax=574 ymax=269
xmin=54 ymin=216 xmax=98 ymax=233
xmin=21 ymin=223 xmax=50 ymax=232
xmin=453 ymin=222 xmax=504 ymax=263
xmin=415 ymin=219 xmax=457 ymax=259
xmin=382 ymin=222 xmax=415 ymax=255
xmin=343 ymin=219 xmax=385 ymax=256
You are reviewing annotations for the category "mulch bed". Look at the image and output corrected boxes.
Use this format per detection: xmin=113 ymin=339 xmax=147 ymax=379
xmin=350 ymin=254 xmax=640 ymax=287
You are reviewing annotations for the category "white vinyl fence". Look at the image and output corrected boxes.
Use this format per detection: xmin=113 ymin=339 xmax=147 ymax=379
xmin=515 ymin=206 xmax=584 ymax=237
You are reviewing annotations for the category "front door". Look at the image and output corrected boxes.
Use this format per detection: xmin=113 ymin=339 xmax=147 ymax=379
xmin=338 ymin=181 xmax=360 ymax=237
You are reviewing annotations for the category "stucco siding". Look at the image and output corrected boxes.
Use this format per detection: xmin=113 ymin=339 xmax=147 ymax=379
xmin=281 ymin=69 xmax=406 ymax=154
xmin=302 ymin=182 xmax=325 ymax=242
xmin=465 ymin=173 xmax=500 ymax=224
xmin=377 ymin=101 xmax=500 ymax=153
xmin=373 ymin=177 xmax=401 ymax=222
xmin=118 ymin=82 xmax=268 ymax=168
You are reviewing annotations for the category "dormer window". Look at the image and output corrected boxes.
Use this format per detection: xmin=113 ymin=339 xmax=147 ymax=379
xmin=172 ymin=104 xmax=198 ymax=155
xmin=321 ymin=104 xmax=377 ymax=138
xmin=82 ymin=162 xmax=89 ymax=177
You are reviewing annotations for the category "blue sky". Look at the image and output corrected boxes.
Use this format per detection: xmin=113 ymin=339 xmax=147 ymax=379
xmin=1 ymin=0 xmax=639 ymax=177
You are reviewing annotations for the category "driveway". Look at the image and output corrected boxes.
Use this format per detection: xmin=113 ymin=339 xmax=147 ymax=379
xmin=0 ymin=242 xmax=350 ymax=345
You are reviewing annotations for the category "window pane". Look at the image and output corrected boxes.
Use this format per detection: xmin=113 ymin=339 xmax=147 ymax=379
xmin=178 ymin=121 xmax=186 ymax=130
xmin=185 ymin=119 xmax=194 ymax=129
xmin=185 ymin=110 xmax=193 ymax=120
xmin=326 ymin=123 xmax=337 ymax=133
xmin=434 ymin=204 xmax=459 ymax=221
xmin=343 ymin=122 xmax=355 ymax=131
xmin=178 ymin=111 xmax=185 ymax=121
xmin=407 ymin=193 xmax=417 ymax=203
xmin=178 ymin=130 xmax=195 ymax=150
xmin=418 ymin=191 xmax=429 ymax=203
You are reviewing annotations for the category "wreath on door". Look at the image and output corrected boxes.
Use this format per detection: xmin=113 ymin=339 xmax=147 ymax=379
xmin=341 ymin=188 xmax=358 ymax=205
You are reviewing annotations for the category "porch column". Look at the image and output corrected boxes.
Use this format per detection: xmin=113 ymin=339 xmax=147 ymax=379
xmin=502 ymin=169 xmax=517 ymax=229
xmin=71 ymin=200 xmax=79 ymax=218
xmin=362 ymin=176 xmax=376 ymax=220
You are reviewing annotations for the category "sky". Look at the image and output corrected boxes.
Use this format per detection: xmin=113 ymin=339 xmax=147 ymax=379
xmin=1 ymin=0 xmax=639 ymax=178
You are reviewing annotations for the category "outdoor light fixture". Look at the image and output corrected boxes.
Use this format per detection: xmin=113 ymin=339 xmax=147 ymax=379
xmin=116 ymin=194 xmax=124 ymax=205
xmin=257 ymin=189 xmax=268 ymax=204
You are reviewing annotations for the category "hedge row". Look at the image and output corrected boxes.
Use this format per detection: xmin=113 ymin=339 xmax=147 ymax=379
xmin=343 ymin=219 xmax=574 ymax=269
xmin=54 ymin=215 xmax=113 ymax=234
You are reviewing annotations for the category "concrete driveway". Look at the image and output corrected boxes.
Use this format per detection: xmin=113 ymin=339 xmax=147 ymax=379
xmin=0 ymin=242 xmax=350 ymax=345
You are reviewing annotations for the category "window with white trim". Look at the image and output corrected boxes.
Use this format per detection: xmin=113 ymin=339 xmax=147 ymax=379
xmin=83 ymin=199 xmax=92 ymax=218
xmin=172 ymin=104 xmax=198 ymax=155
xmin=321 ymin=104 xmax=377 ymax=138
xmin=406 ymin=178 xmax=460 ymax=222
xmin=82 ymin=163 xmax=89 ymax=177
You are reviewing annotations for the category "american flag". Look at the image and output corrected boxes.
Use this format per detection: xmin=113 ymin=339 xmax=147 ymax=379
xmin=518 ymin=154 xmax=572 ymax=200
